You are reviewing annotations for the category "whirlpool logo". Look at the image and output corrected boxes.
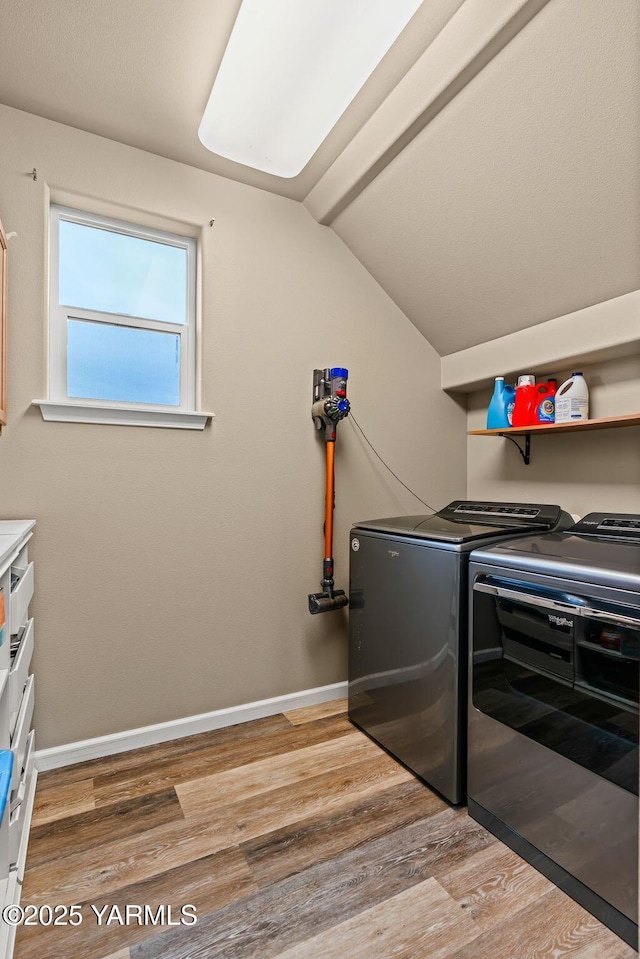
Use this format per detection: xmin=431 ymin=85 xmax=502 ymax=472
xmin=548 ymin=614 xmax=573 ymax=628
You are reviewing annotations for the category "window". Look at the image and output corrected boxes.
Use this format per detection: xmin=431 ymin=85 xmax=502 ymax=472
xmin=38 ymin=205 xmax=209 ymax=429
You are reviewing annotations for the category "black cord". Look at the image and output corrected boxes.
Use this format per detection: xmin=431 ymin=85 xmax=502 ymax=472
xmin=348 ymin=413 xmax=437 ymax=513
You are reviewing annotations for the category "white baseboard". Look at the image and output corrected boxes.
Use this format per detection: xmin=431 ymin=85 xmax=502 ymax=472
xmin=34 ymin=681 xmax=348 ymax=772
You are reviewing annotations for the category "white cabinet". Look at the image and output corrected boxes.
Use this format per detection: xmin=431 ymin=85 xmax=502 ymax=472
xmin=0 ymin=521 xmax=37 ymax=959
xmin=8 ymin=620 xmax=33 ymax=732
xmin=9 ymin=675 xmax=34 ymax=793
xmin=9 ymin=562 xmax=33 ymax=640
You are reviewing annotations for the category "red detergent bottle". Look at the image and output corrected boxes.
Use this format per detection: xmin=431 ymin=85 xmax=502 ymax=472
xmin=511 ymin=375 xmax=537 ymax=427
xmin=535 ymin=379 xmax=557 ymax=423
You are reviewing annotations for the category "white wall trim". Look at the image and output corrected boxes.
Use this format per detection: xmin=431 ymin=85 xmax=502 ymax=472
xmin=32 ymin=399 xmax=214 ymax=430
xmin=441 ymin=290 xmax=640 ymax=393
xmin=34 ymin=681 xmax=349 ymax=771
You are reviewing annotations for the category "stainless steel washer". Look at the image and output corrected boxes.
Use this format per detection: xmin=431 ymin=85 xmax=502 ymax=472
xmin=468 ymin=512 xmax=639 ymax=948
xmin=348 ymin=500 xmax=571 ymax=804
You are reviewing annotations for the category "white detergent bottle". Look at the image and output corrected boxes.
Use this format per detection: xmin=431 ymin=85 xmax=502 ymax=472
xmin=555 ymin=372 xmax=589 ymax=422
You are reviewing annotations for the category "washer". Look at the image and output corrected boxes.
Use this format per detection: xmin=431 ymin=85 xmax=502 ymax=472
xmin=468 ymin=512 xmax=639 ymax=948
xmin=348 ymin=500 xmax=571 ymax=804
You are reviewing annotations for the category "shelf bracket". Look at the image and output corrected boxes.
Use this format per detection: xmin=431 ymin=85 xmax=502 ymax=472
xmin=499 ymin=432 xmax=531 ymax=465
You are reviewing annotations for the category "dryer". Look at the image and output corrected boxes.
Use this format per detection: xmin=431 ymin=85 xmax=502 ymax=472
xmin=468 ymin=512 xmax=639 ymax=948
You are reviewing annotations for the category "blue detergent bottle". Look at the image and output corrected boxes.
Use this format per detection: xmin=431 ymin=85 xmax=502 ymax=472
xmin=486 ymin=376 xmax=515 ymax=429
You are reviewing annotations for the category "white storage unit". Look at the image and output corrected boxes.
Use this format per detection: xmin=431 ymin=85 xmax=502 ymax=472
xmin=0 ymin=521 xmax=36 ymax=959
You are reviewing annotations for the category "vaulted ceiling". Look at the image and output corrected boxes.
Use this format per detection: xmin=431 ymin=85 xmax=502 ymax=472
xmin=0 ymin=0 xmax=638 ymax=357
xmin=0 ymin=0 xmax=464 ymax=200
xmin=330 ymin=0 xmax=640 ymax=355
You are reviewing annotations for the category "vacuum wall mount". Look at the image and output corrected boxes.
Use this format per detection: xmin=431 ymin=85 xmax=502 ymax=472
xmin=308 ymin=368 xmax=350 ymax=614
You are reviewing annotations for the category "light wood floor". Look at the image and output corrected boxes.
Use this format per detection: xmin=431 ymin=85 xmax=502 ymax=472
xmin=14 ymin=700 xmax=636 ymax=959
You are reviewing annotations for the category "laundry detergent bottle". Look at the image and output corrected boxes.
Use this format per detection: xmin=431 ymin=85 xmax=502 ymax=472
xmin=512 ymin=375 xmax=537 ymax=427
xmin=535 ymin=379 xmax=557 ymax=423
xmin=486 ymin=376 xmax=515 ymax=429
xmin=555 ymin=372 xmax=589 ymax=422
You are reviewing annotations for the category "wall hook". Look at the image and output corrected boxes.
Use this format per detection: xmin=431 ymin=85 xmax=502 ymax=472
xmin=209 ymin=218 xmax=215 ymax=227
xmin=32 ymin=168 xmax=37 ymax=181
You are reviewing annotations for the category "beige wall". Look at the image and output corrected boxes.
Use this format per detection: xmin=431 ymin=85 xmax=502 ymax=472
xmin=0 ymin=106 xmax=467 ymax=749
xmin=467 ymin=354 xmax=640 ymax=517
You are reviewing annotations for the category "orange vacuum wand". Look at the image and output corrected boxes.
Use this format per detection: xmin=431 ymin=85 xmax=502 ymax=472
xmin=324 ymin=439 xmax=335 ymax=563
xmin=309 ymin=367 xmax=350 ymax=615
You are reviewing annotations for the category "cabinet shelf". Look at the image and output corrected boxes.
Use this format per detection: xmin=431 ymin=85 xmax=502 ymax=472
xmin=468 ymin=413 xmax=640 ymax=464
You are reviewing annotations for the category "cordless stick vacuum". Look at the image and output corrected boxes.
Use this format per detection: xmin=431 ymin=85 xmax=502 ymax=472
xmin=308 ymin=368 xmax=351 ymax=615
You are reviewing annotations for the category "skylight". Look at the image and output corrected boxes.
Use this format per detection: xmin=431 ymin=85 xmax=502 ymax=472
xmin=198 ymin=0 xmax=423 ymax=178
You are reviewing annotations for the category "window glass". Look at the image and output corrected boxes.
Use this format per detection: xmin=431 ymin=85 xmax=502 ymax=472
xmin=59 ymin=220 xmax=188 ymax=325
xmin=67 ymin=319 xmax=181 ymax=406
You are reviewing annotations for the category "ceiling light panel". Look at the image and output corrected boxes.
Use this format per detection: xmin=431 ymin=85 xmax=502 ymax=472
xmin=198 ymin=0 xmax=423 ymax=178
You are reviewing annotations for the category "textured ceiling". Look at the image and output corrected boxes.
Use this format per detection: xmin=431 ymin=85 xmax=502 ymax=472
xmin=0 ymin=0 xmax=464 ymax=201
xmin=332 ymin=0 xmax=640 ymax=355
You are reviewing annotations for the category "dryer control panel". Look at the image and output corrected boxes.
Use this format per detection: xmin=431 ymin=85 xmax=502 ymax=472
xmin=570 ymin=512 xmax=640 ymax=540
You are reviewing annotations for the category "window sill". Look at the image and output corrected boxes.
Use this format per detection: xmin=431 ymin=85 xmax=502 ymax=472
xmin=32 ymin=400 xmax=214 ymax=430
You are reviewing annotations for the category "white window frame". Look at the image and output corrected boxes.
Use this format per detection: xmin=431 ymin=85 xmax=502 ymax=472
xmin=34 ymin=204 xmax=212 ymax=430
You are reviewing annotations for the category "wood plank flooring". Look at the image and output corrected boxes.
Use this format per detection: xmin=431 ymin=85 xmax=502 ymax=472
xmin=14 ymin=700 xmax=636 ymax=959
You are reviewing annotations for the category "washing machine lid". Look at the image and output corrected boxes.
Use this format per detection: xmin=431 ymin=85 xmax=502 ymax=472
xmin=471 ymin=513 xmax=640 ymax=588
xmin=352 ymin=500 xmax=564 ymax=544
